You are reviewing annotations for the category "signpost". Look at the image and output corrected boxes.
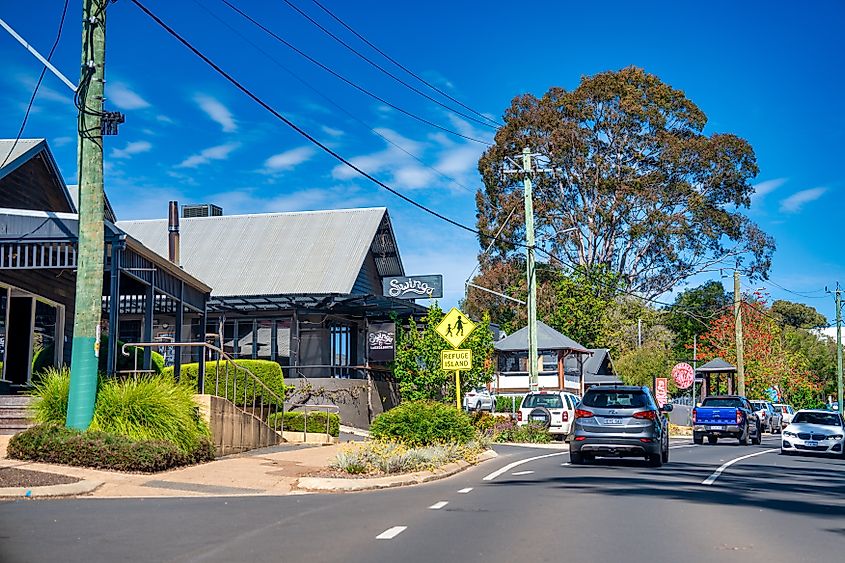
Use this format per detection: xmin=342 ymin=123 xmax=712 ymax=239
xmin=655 ymin=377 xmax=668 ymax=407
xmin=435 ymin=308 xmax=477 ymax=409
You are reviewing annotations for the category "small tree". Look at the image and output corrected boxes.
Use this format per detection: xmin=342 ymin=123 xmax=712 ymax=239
xmin=393 ymin=304 xmax=495 ymax=403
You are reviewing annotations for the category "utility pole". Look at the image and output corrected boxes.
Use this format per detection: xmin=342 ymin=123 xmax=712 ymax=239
xmin=833 ymin=283 xmax=843 ymax=413
xmin=637 ymin=318 xmax=642 ymax=348
xmin=67 ymin=0 xmax=108 ymax=430
xmin=734 ymin=269 xmax=745 ymax=396
xmin=521 ymin=148 xmax=539 ymax=392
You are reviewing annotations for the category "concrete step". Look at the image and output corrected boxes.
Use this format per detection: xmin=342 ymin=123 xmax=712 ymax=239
xmin=0 ymin=395 xmax=35 ymax=434
xmin=0 ymin=396 xmax=34 ymax=406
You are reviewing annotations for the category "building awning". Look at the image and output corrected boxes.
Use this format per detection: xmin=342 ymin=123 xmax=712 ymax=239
xmin=209 ymin=293 xmax=427 ymax=317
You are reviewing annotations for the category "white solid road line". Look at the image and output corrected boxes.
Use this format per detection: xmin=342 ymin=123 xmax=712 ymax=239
xmin=483 ymin=451 xmax=569 ymax=481
xmin=511 ymin=470 xmax=534 ymax=476
xmin=701 ymin=449 xmax=778 ymax=485
xmin=428 ymin=501 xmax=448 ymax=510
xmin=376 ymin=526 xmax=407 ymax=540
xmin=458 ymin=487 xmax=473 ymax=494
xmin=669 ymin=444 xmax=698 ymax=449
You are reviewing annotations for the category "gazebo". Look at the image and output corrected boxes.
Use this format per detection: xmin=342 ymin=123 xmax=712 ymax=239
xmin=696 ymin=358 xmax=737 ymax=400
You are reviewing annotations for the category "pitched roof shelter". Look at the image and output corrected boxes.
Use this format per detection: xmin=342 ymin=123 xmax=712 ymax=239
xmin=494 ymin=321 xmax=592 ymax=354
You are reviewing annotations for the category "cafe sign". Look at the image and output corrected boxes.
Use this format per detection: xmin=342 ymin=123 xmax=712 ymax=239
xmin=382 ymin=275 xmax=443 ymax=299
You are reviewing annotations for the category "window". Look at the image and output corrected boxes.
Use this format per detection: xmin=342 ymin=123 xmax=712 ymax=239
xmin=275 ymin=319 xmax=291 ymax=366
xmin=32 ymin=300 xmax=58 ymax=372
xmin=256 ymin=320 xmax=272 ymax=359
xmin=582 ymin=390 xmax=649 ymax=408
xmin=792 ymin=412 xmax=842 ymax=426
xmin=702 ymin=397 xmax=744 ymax=408
xmin=521 ymin=393 xmax=564 ymax=409
xmin=330 ymin=324 xmax=352 ymax=378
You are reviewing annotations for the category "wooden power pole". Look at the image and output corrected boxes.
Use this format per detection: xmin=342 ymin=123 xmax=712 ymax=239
xmin=67 ymin=0 xmax=108 ymax=430
xmin=734 ymin=269 xmax=745 ymax=396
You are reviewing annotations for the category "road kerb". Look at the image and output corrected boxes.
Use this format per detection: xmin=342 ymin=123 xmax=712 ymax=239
xmin=0 ymin=479 xmax=103 ymax=499
xmin=295 ymin=449 xmax=498 ymax=493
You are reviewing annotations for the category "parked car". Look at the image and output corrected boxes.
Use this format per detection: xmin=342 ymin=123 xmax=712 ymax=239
xmin=517 ymin=390 xmax=580 ymax=438
xmin=569 ymin=385 xmax=672 ymax=467
xmin=750 ymin=400 xmax=783 ymax=434
xmin=781 ymin=409 xmax=845 ymax=457
xmin=463 ymin=388 xmax=495 ymax=412
xmin=773 ymin=403 xmax=795 ymax=426
xmin=692 ymin=396 xmax=761 ymax=445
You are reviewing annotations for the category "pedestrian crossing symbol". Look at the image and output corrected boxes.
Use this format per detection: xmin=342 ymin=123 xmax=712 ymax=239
xmin=435 ymin=307 xmax=476 ymax=348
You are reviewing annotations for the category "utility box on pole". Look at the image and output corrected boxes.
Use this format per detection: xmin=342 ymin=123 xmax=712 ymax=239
xmin=67 ymin=0 xmax=108 ymax=430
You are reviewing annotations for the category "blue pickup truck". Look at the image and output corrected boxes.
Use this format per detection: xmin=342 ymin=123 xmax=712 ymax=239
xmin=692 ymin=395 xmax=761 ymax=445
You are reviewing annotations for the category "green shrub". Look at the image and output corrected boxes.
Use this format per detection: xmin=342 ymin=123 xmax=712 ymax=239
xmin=495 ymin=395 xmax=522 ymax=413
xmin=29 ymin=368 xmax=210 ymax=454
xmin=163 ymin=359 xmax=285 ymax=405
xmin=7 ymin=424 xmax=214 ymax=473
xmin=493 ymin=419 xmax=551 ymax=443
xmin=267 ymin=411 xmax=339 ymax=437
xmin=369 ymin=401 xmax=476 ymax=447
xmin=330 ymin=440 xmax=487 ymax=475
xmin=470 ymin=410 xmax=498 ymax=432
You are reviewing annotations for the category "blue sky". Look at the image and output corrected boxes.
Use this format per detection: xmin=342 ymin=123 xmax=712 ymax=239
xmin=2 ymin=0 xmax=843 ymax=322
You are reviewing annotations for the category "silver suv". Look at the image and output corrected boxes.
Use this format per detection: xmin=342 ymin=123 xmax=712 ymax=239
xmin=570 ymin=385 xmax=672 ymax=467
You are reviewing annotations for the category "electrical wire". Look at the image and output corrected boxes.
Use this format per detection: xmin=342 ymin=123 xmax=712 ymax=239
xmin=1 ymin=0 xmax=70 ymax=169
xmin=763 ymin=278 xmax=828 ymax=299
xmin=216 ymin=0 xmax=491 ymax=145
xmin=189 ymin=0 xmax=480 ymax=196
xmin=309 ymin=0 xmax=503 ymax=128
xmin=280 ymin=0 xmax=498 ymax=130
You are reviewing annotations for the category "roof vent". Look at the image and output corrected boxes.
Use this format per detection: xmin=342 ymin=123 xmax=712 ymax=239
xmin=182 ymin=203 xmax=223 ymax=218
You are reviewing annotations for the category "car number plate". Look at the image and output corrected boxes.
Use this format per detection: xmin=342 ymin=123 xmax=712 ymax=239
xmin=805 ymin=440 xmax=818 ymax=447
xmin=604 ymin=417 xmax=623 ymax=425
xmin=711 ymin=425 xmax=725 ymax=430
xmin=530 ymin=415 xmax=545 ymax=421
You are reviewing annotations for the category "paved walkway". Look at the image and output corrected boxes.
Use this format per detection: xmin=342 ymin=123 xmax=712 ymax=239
xmin=0 ymin=435 xmax=344 ymax=498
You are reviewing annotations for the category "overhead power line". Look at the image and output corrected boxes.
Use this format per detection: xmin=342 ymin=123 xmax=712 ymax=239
xmin=309 ymin=0 xmax=502 ymax=128
xmin=281 ymin=0 xmax=499 ymax=130
xmin=216 ymin=0 xmax=490 ymax=145
xmin=1 ymin=0 xmax=70 ymax=168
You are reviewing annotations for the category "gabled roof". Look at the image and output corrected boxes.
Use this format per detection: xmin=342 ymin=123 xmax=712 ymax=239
xmin=696 ymin=358 xmax=736 ymax=373
xmin=494 ymin=321 xmax=591 ymax=353
xmin=118 ymin=207 xmax=404 ymax=297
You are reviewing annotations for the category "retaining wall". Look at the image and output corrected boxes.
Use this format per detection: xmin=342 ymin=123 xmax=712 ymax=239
xmin=194 ymin=394 xmax=282 ymax=457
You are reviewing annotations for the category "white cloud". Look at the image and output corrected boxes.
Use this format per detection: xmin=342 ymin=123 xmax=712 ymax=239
xmin=194 ymin=94 xmax=236 ymax=132
xmin=111 ymin=140 xmax=152 ymax=159
xmin=52 ymin=136 xmax=73 ymax=147
xmin=156 ymin=114 xmax=175 ymax=124
xmin=16 ymin=73 xmax=73 ymax=106
xmin=751 ymin=178 xmax=787 ymax=202
xmin=321 ymin=125 xmax=344 ymax=137
xmin=177 ymin=143 xmax=239 ymax=168
xmin=107 ymin=83 xmax=150 ymax=110
xmin=779 ymin=187 xmax=828 ymax=213
xmin=263 ymin=146 xmax=315 ymax=172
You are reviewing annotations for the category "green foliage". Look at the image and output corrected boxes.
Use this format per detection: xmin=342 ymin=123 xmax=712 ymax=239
xmin=392 ymin=303 xmax=495 ymax=403
xmin=614 ymin=345 xmax=677 ymax=395
xmin=369 ymin=401 xmax=476 ymax=447
xmin=493 ymin=419 xmax=552 ymax=443
xmin=162 ymin=359 xmax=285 ymax=405
xmin=772 ymin=300 xmax=828 ymax=329
xmin=30 ymin=367 xmax=70 ymax=425
xmin=476 ymin=67 xmax=773 ymax=299
xmin=546 ymin=266 xmax=621 ymax=349
xmin=8 ymin=424 xmax=214 ymax=473
xmin=330 ymin=440 xmax=487 ymax=475
xmin=495 ymin=395 xmax=521 ymax=413
xmin=30 ymin=367 xmax=210 ymax=454
xmin=666 ymin=281 xmax=731 ymax=355
xmin=469 ymin=410 xmax=498 ymax=432
xmin=266 ymin=411 xmax=340 ymax=437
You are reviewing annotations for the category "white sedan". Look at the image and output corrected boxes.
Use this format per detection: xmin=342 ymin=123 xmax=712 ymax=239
xmin=781 ymin=409 xmax=845 ymax=456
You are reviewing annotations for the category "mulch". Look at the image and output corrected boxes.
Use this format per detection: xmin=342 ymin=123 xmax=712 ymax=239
xmin=0 ymin=467 xmax=80 ymax=488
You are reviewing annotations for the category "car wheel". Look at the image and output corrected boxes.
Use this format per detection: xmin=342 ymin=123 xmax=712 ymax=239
xmin=707 ymin=436 xmax=718 ymax=445
xmin=661 ymin=447 xmax=669 ymax=464
xmin=693 ymin=433 xmax=703 ymax=445
xmin=647 ymin=453 xmax=663 ymax=467
xmin=752 ymin=424 xmax=762 ymax=445
xmin=570 ymin=451 xmax=584 ymax=465
xmin=739 ymin=428 xmax=749 ymax=446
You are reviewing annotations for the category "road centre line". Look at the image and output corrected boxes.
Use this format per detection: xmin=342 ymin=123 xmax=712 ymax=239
xmin=376 ymin=526 xmax=407 ymax=540
xmin=701 ymin=449 xmax=778 ymax=486
xmin=511 ymin=471 xmax=534 ymax=476
xmin=670 ymin=444 xmax=698 ymax=449
xmin=458 ymin=488 xmax=473 ymax=493
xmin=428 ymin=501 xmax=448 ymax=510
xmin=483 ymin=451 xmax=569 ymax=481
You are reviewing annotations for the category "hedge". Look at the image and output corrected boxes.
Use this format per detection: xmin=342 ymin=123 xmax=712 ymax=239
xmin=8 ymin=424 xmax=215 ymax=473
xmin=267 ymin=411 xmax=340 ymax=437
xmin=370 ymin=401 xmax=476 ymax=447
xmin=162 ymin=359 xmax=285 ymax=405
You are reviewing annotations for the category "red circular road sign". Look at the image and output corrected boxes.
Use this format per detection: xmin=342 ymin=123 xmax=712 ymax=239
xmin=672 ymin=363 xmax=695 ymax=389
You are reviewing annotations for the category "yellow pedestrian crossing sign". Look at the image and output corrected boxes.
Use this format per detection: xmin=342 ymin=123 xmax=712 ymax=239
xmin=435 ymin=307 xmax=476 ymax=348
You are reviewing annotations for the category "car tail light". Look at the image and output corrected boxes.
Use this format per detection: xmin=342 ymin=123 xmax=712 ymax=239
xmin=575 ymin=436 xmax=586 ymax=441
xmin=517 ymin=411 xmax=522 ymax=422
xmin=633 ymin=410 xmax=658 ymax=420
xmin=736 ymin=409 xmax=743 ymax=424
xmin=640 ymin=438 xmax=653 ymax=443
xmin=562 ymin=411 xmax=569 ymax=422
xmin=575 ymin=409 xmax=594 ymax=419
xmin=692 ymin=409 xmax=697 ymax=424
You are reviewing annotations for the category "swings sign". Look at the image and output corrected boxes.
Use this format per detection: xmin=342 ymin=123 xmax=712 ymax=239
xmin=382 ymin=275 xmax=443 ymax=299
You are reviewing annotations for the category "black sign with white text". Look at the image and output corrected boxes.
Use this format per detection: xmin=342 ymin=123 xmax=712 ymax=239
xmin=382 ymin=275 xmax=443 ymax=299
xmin=367 ymin=322 xmax=395 ymax=363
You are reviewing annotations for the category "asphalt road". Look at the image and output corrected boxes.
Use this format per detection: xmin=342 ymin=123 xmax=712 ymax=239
xmin=1 ymin=435 xmax=844 ymax=563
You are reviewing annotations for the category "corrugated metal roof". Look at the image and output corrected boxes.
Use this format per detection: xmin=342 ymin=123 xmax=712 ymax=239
xmin=0 ymin=139 xmax=44 ymax=174
xmin=494 ymin=321 xmax=591 ymax=353
xmin=118 ymin=207 xmax=404 ymax=297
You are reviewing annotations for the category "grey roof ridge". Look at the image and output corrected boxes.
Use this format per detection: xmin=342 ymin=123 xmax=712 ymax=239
xmin=116 ymin=206 xmax=388 ymax=223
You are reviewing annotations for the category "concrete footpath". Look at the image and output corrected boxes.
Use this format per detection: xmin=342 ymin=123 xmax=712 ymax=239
xmin=0 ymin=435 xmax=496 ymax=499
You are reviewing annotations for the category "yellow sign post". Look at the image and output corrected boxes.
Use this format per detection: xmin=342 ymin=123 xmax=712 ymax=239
xmin=435 ymin=309 xmax=477 ymax=409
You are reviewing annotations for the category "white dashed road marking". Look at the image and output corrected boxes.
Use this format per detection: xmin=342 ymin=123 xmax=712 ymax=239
xmin=511 ymin=470 xmax=534 ymax=476
xmin=458 ymin=487 xmax=473 ymax=494
xmin=483 ymin=451 xmax=569 ymax=481
xmin=701 ymin=449 xmax=778 ymax=485
xmin=428 ymin=501 xmax=448 ymax=510
xmin=376 ymin=526 xmax=407 ymax=540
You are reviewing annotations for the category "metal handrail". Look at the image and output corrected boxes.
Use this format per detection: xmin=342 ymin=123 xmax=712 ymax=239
xmin=284 ymin=403 xmax=340 ymax=441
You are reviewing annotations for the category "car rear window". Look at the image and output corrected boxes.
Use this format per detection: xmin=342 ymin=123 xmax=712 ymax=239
xmin=521 ymin=394 xmax=563 ymax=409
xmin=750 ymin=401 xmax=765 ymax=410
xmin=581 ymin=390 xmax=649 ymax=408
xmin=792 ymin=412 xmax=842 ymax=426
xmin=702 ymin=398 xmax=743 ymax=408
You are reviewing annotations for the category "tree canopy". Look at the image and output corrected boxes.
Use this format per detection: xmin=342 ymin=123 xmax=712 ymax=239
xmin=475 ymin=67 xmax=775 ymax=298
xmin=771 ymin=299 xmax=828 ymax=329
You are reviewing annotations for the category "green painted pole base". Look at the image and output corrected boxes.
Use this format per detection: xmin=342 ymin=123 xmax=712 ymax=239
xmin=67 ymin=336 xmax=98 ymax=430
